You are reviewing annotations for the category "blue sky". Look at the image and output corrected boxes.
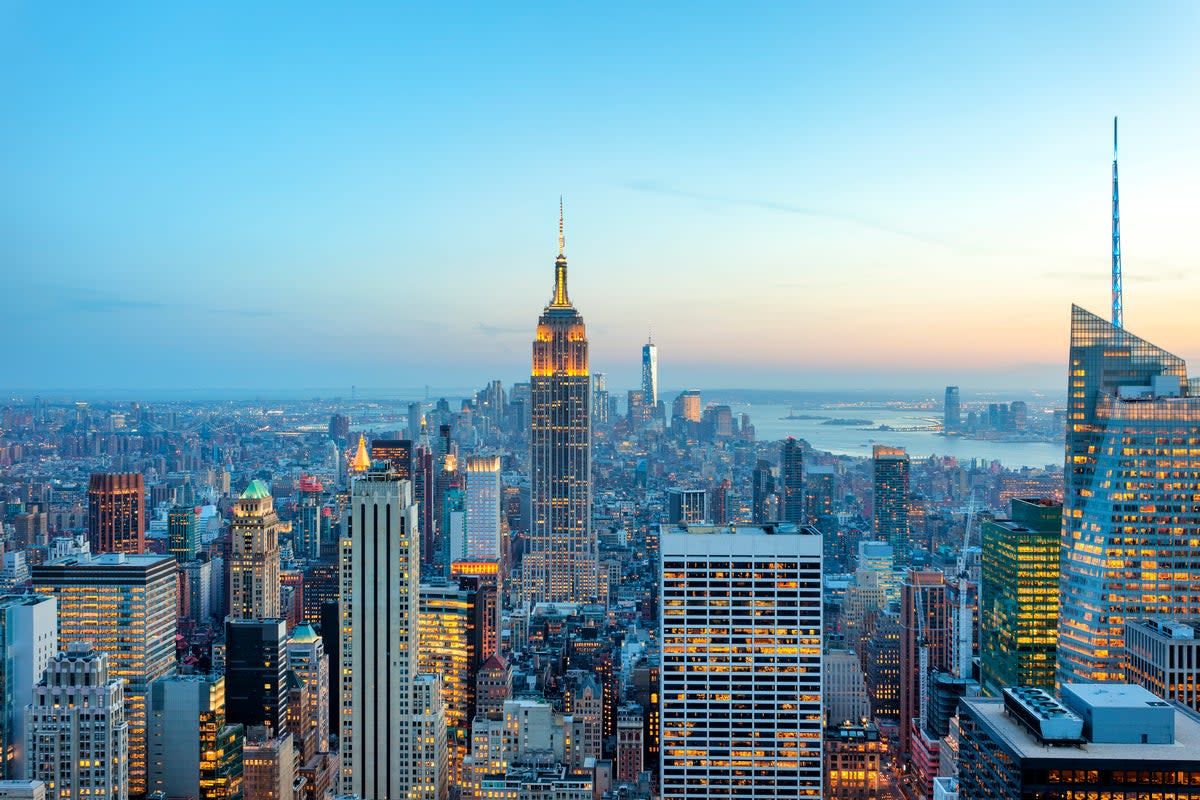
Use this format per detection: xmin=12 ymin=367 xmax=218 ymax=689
xmin=3 ymin=2 xmax=1199 ymax=396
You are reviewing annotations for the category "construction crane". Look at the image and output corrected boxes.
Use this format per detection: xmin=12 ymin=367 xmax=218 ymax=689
xmin=916 ymin=578 xmax=931 ymax=731
xmin=954 ymin=493 xmax=978 ymax=679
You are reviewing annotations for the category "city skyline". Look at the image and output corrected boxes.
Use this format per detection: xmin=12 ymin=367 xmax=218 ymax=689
xmin=4 ymin=4 xmax=1200 ymax=392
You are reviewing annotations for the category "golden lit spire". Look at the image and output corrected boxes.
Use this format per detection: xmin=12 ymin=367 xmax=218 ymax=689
xmin=551 ymin=196 xmax=570 ymax=307
xmin=350 ymin=433 xmax=371 ymax=472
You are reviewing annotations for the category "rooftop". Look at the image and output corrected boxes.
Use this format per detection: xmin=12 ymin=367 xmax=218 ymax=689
xmin=240 ymin=479 xmax=272 ymax=500
xmin=963 ymin=696 xmax=1200 ymax=762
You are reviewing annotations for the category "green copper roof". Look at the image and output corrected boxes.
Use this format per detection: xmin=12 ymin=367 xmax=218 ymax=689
xmin=290 ymin=623 xmax=320 ymax=644
xmin=240 ymin=479 xmax=272 ymax=500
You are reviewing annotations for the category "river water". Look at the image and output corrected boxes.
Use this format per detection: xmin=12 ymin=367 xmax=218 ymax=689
xmin=732 ymin=403 xmax=1063 ymax=469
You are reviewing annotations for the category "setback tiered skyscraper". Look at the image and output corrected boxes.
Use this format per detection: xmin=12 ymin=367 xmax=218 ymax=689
xmin=229 ymin=480 xmax=281 ymax=620
xmin=1058 ymin=306 xmax=1200 ymax=683
xmin=340 ymin=466 xmax=420 ymax=799
xmin=26 ymin=642 xmax=128 ymax=800
xmin=528 ymin=206 xmax=595 ymax=604
xmin=659 ymin=523 xmax=823 ymax=799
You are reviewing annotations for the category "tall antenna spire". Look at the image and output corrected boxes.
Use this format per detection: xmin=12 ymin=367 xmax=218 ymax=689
xmin=1112 ymin=116 xmax=1123 ymax=329
xmin=551 ymin=197 xmax=570 ymax=307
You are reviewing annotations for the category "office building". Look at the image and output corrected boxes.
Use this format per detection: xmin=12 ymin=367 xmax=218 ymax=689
xmin=641 ymin=338 xmax=658 ymax=409
xmin=87 ymin=473 xmax=144 ymax=555
xmin=980 ymin=498 xmax=1062 ymax=693
xmin=464 ymin=456 xmax=502 ymax=560
xmin=168 ymin=505 xmax=200 ymax=562
xmin=418 ymin=578 xmax=479 ymax=782
xmin=296 ymin=476 xmax=324 ymax=561
xmin=371 ymin=439 xmax=412 ymax=480
xmin=958 ymin=685 xmax=1200 ymax=798
xmin=224 ymin=618 xmax=288 ymax=738
xmin=33 ymin=554 xmax=176 ymax=796
xmin=824 ymin=721 xmax=883 ymax=800
xmin=591 ymin=373 xmax=610 ymax=427
xmin=1059 ymin=306 xmax=1200 ymax=684
xmin=943 ymin=386 xmax=961 ymax=433
xmin=750 ymin=460 xmax=775 ymax=523
xmin=1124 ymin=618 xmax=1200 ymax=712
xmin=147 ymin=673 xmax=244 ymax=800
xmin=665 ymin=488 xmax=707 ymax=525
xmin=872 ymin=446 xmax=910 ymax=562
xmin=672 ymin=390 xmax=701 ymax=426
xmin=0 ymin=595 xmax=57 ymax=780
xmin=449 ymin=560 xmax=501 ymax=659
xmin=287 ymin=624 xmax=330 ymax=754
xmin=228 ymin=480 xmax=281 ymax=620
xmin=0 ymin=781 xmax=45 ymax=800
xmin=328 ymin=414 xmax=350 ymax=443
xmin=899 ymin=569 xmax=950 ymax=762
xmin=242 ymin=727 xmax=293 ymax=800
xmin=804 ymin=465 xmax=835 ymax=526
xmin=529 ymin=209 xmax=595 ymax=604
xmin=25 ymin=642 xmax=127 ymax=800
xmin=340 ymin=467 xmax=420 ymax=799
xmin=411 ymin=675 xmax=447 ymax=800
xmin=780 ymin=437 xmax=805 ymax=525
xmin=824 ymin=648 xmax=870 ymax=726
xmin=659 ymin=523 xmax=823 ymax=799
xmin=615 ymin=703 xmax=644 ymax=782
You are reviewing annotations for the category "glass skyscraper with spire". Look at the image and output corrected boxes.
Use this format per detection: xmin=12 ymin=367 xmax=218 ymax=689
xmin=1058 ymin=305 xmax=1200 ymax=684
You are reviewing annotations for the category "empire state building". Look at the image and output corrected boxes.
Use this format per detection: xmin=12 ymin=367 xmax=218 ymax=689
xmin=528 ymin=203 xmax=596 ymax=604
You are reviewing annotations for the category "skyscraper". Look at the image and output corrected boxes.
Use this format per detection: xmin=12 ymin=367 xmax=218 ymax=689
xmin=1058 ymin=306 xmax=1200 ymax=684
xmin=168 ymin=505 xmax=200 ymax=562
xmin=371 ymin=439 xmax=412 ymax=480
xmin=87 ymin=473 xmax=144 ymax=555
xmin=340 ymin=466 xmax=420 ymax=799
xmin=529 ymin=205 xmax=595 ymax=604
xmin=944 ymin=386 xmax=961 ymax=433
xmin=641 ymin=337 xmax=658 ymax=409
xmin=464 ymin=456 xmax=502 ymax=560
xmin=418 ymin=578 xmax=479 ymax=783
xmin=591 ymin=373 xmax=609 ymax=427
xmin=980 ymin=498 xmax=1061 ymax=693
xmin=224 ymin=618 xmax=289 ymax=735
xmin=296 ymin=475 xmax=324 ymax=561
xmin=229 ymin=480 xmax=281 ymax=620
xmin=287 ymin=623 xmax=330 ymax=756
xmin=780 ymin=437 xmax=805 ymax=524
xmin=33 ymin=554 xmax=177 ymax=796
xmin=751 ymin=459 xmax=775 ymax=523
xmin=147 ymin=673 xmax=244 ymax=800
xmin=659 ymin=523 xmax=823 ymax=799
xmin=26 ymin=643 xmax=128 ymax=800
xmin=898 ymin=569 xmax=950 ymax=763
xmin=0 ymin=595 xmax=57 ymax=780
xmin=872 ymin=446 xmax=910 ymax=562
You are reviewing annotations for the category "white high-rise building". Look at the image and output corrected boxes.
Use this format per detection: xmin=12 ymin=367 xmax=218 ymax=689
xmin=464 ymin=456 xmax=502 ymax=560
xmin=340 ymin=467 xmax=420 ymax=800
xmin=412 ymin=674 xmax=447 ymax=800
xmin=25 ymin=642 xmax=128 ymax=800
xmin=659 ymin=523 xmax=824 ymax=799
xmin=0 ymin=595 xmax=57 ymax=780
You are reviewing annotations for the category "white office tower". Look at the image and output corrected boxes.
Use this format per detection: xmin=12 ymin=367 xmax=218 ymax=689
xmin=340 ymin=467 xmax=420 ymax=800
xmin=464 ymin=457 xmax=502 ymax=560
xmin=25 ymin=642 xmax=128 ymax=800
xmin=659 ymin=523 xmax=824 ymax=799
xmin=412 ymin=674 xmax=447 ymax=800
xmin=0 ymin=595 xmax=57 ymax=780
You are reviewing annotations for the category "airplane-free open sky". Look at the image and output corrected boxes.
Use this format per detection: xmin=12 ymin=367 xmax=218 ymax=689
xmin=3 ymin=2 xmax=1199 ymax=397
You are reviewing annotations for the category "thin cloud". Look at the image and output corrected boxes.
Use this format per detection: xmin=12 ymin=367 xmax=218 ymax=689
xmin=624 ymin=180 xmax=959 ymax=250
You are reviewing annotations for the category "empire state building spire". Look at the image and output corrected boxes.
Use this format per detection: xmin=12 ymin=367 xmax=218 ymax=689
xmin=551 ymin=196 xmax=571 ymax=307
